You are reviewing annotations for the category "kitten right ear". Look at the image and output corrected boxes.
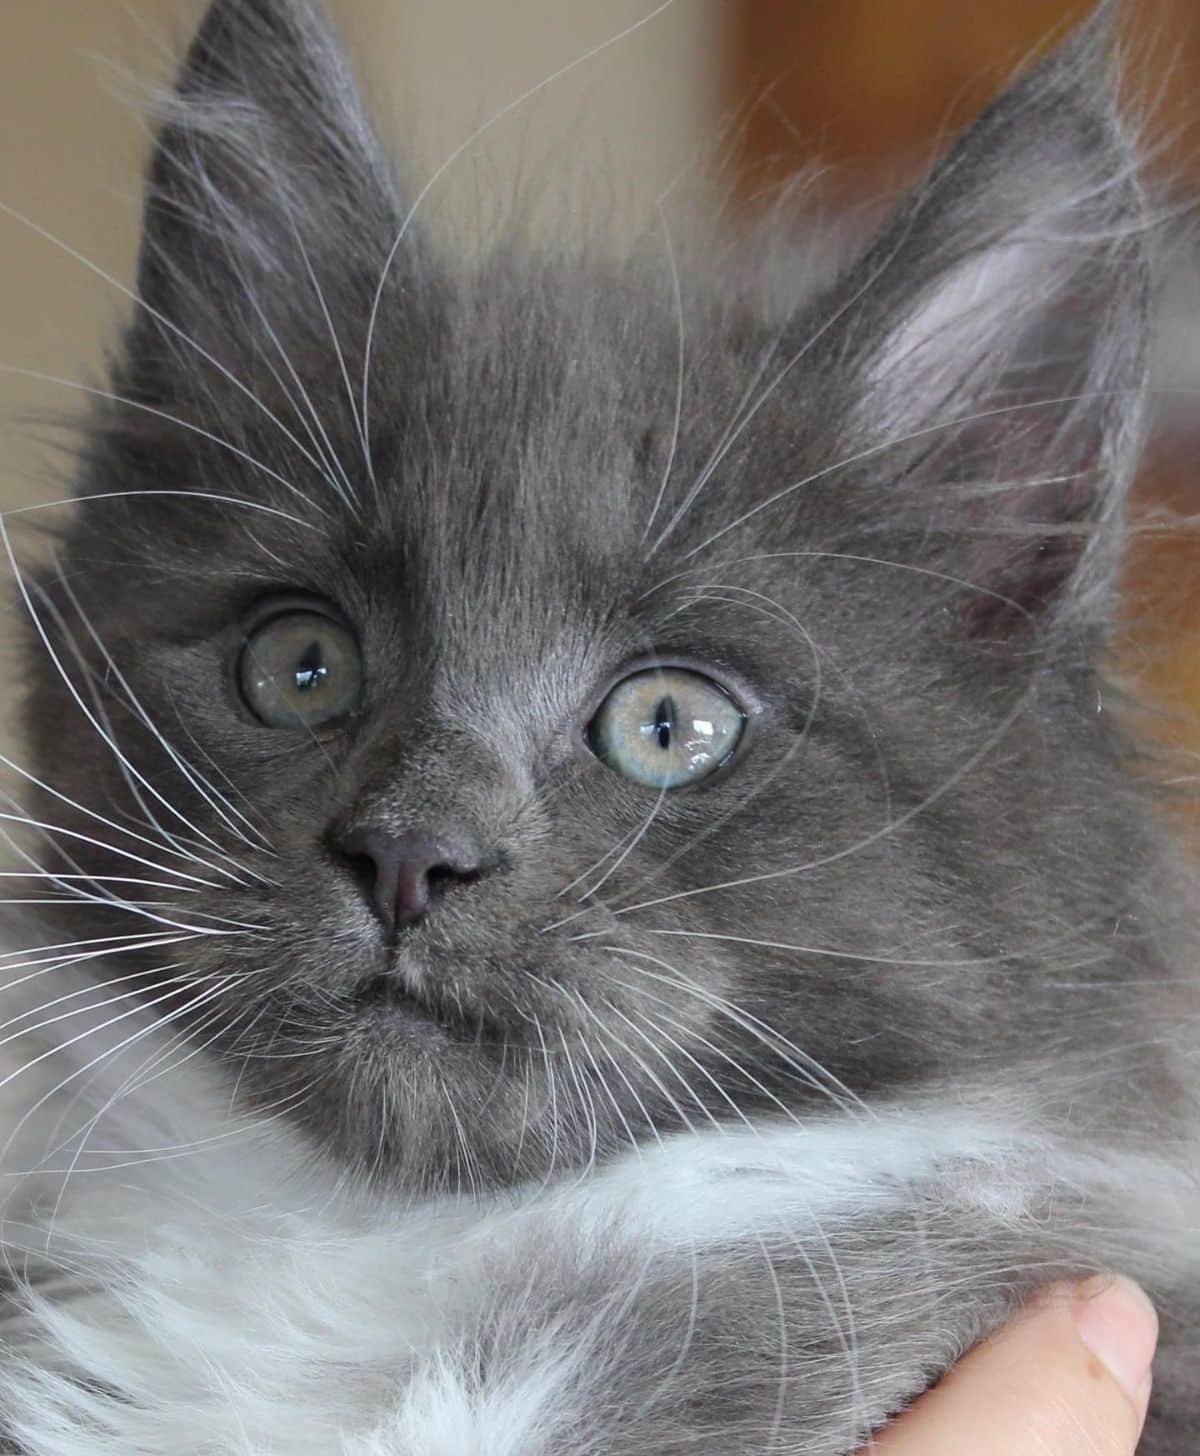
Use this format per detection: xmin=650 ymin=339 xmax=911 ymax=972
xmin=127 ymin=0 xmax=417 ymax=391
xmin=808 ymin=9 xmax=1150 ymax=633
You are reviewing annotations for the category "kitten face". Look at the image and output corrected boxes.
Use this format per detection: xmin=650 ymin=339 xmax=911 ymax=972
xmin=18 ymin=0 xmax=1164 ymax=1191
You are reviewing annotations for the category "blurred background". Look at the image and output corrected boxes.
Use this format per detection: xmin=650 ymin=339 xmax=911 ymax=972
xmin=1 ymin=0 xmax=1199 ymax=772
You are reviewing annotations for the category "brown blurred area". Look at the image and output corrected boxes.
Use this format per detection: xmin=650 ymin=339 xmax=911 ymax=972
xmin=731 ymin=0 xmax=1200 ymax=194
xmin=729 ymin=0 xmax=1200 ymax=806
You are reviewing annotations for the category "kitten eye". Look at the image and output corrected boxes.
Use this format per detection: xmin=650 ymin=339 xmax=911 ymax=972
xmin=239 ymin=612 xmax=363 ymax=730
xmin=588 ymin=668 xmax=745 ymax=789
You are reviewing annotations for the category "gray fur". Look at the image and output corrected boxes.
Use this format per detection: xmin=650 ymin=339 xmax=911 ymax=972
xmin=3 ymin=0 xmax=1198 ymax=1448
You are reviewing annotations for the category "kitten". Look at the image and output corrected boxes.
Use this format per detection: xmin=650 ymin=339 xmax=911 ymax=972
xmin=0 ymin=0 xmax=1196 ymax=1451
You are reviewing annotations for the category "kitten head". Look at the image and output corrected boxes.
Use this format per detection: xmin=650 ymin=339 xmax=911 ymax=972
xmin=19 ymin=0 xmax=1167 ymax=1192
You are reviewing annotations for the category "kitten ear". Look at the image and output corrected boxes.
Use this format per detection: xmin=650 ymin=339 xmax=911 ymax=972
xmin=827 ymin=10 xmax=1149 ymax=630
xmin=128 ymin=0 xmax=411 ymax=384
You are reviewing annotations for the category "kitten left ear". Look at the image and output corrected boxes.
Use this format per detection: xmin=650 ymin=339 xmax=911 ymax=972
xmin=824 ymin=10 xmax=1149 ymax=629
xmin=127 ymin=0 xmax=415 ymax=385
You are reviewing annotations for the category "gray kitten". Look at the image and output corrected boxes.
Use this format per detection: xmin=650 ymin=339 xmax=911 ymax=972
xmin=0 ymin=0 xmax=1196 ymax=1451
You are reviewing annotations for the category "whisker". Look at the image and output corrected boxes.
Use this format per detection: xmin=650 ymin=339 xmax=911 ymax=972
xmin=0 ymin=809 xmax=220 ymax=891
xmin=287 ymin=216 xmax=370 ymax=474
xmin=28 ymin=576 xmax=207 ymax=874
xmin=0 ymin=872 xmax=196 ymax=892
xmin=542 ymin=796 xmax=677 ymax=937
xmin=565 ymin=1009 xmax=644 ymax=1160
xmin=0 ymin=963 xmax=246 ymax=1054
xmin=607 ymin=664 xmax=1034 ymax=919
xmin=76 ymin=984 xmax=267 ymax=1129
xmin=621 ymin=1004 xmax=738 ymax=1136
xmin=530 ymin=1014 xmax=562 ymax=1192
xmin=608 ymin=945 xmax=868 ymax=1116
xmin=619 ymin=990 xmax=806 ymax=1132
xmin=360 ymin=0 xmax=679 ymax=474
xmin=0 ymin=973 xmax=247 ymax=1201
xmin=633 ymin=925 xmax=1107 ymax=971
xmin=648 ymin=201 xmax=933 ymax=555
xmin=640 ymin=197 xmax=686 ymax=542
xmin=0 ymin=745 xmax=250 ymax=889
xmin=0 ymin=957 xmax=205 ymax=1042
xmin=0 ymin=930 xmax=186 ymax=964
xmin=566 ymin=988 xmax=666 ymax=1149
xmin=30 ymin=1083 xmax=317 ymax=1181
xmin=0 ymin=200 xmax=345 ymax=501
xmin=556 ymin=1025 xmax=601 ymax=1181
xmin=49 ymin=568 xmax=271 ymax=870
xmin=552 ymin=820 xmax=643 ymax=902
xmin=0 ymin=934 xmax=197 ymax=997
xmin=595 ymin=998 xmax=702 ymax=1136
xmin=643 ymin=548 xmax=1028 ymax=619
xmin=0 ymin=367 xmax=327 ymax=521
xmin=679 ymin=390 xmax=1129 ymax=562
xmin=161 ymin=692 xmax=274 ymax=853
xmin=0 ymin=525 xmax=257 ymax=884
xmin=200 ymin=204 xmax=356 ymax=510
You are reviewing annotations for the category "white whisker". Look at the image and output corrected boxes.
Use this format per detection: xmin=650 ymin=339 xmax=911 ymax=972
xmin=51 ymin=567 xmax=274 ymax=870
xmin=608 ymin=662 xmax=1032 ymax=919
xmin=360 ymin=0 xmax=679 ymax=473
xmin=0 ymin=367 xmax=327 ymax=521
xmin=0 ymin=200 xmax=346 ymax=501
xmin=648 ymin=202 xmax=933 ymax=555
xmin=640 ymin=197 xmax=685 ymax=542
xmin=679 ymin=391 xmax=1126 ymax=562
xmin=608 ymin=945 xmax=868 ymax=1116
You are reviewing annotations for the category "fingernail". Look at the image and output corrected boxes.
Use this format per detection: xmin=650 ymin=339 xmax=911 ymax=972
xmin=1073 ymin=1275 xmax=1158 ymax=1411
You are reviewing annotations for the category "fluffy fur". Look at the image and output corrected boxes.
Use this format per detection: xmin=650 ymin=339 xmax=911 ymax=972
xmin=0 ymin=0 xmax=1197 ymax=1450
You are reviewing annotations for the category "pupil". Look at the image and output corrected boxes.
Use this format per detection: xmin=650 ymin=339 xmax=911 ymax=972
xmin=293 ymin=641 xmax=328 ymax=695
xmin=654 ymin=695 xmax=676 ymax=751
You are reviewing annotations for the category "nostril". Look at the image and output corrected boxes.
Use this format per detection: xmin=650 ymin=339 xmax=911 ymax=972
xmin=427 ymin=862 xmax=481 ymax=901
xmin=339 ymin=850 xmax=379 ymax=898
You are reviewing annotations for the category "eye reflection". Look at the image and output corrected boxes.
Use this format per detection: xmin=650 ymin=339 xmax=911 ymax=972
xmin=589 ymin=668 xmax=745 ymax=788
xmin=239 ymin=612 xmax=363 ymax=729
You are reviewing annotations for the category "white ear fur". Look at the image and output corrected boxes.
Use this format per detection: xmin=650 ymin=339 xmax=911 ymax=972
xmin=866 ymin=138 xmax=1147 ymax=427
xmin=867 ymin=230 xmax=1048 ymax=416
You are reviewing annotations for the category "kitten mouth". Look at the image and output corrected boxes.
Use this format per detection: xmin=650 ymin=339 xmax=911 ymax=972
xmin=353 ymin=972 xmax=447 ymax=1029
xmin=351 ymin=971 xmax=503 ymax=1046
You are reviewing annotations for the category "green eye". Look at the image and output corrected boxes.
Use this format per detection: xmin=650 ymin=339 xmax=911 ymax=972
xmin=239 ymin=612 xmax=363 ymax=730
xmin=589 ymin=668 xmax=745 ymax=789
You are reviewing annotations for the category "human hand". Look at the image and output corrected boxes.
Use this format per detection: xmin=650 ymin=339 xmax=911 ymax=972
xmin=869 ymin=1276 xmax=1157 ymax=1454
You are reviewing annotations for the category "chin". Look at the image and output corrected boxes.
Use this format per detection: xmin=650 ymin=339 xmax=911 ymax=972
xmin=217 ymin=946 xmax=576 ymax=1193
